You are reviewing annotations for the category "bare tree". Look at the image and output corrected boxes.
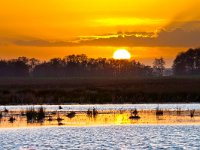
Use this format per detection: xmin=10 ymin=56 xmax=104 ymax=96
xmin=153 ymin=57 xmax=165 ymax=76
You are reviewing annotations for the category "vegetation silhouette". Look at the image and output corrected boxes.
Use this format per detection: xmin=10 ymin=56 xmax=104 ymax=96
xmin=4 ymin=107 xmax=9 ymax=113
xmin=176 ymin=108 xmax=182 ymax=116
xmin=0 ymin=112 xmax=2 ymax=119
xmin=26 ymin=107 xmax=45 ymax=123
xmin=1 ymin=48 xmax=200 ymax=78
xmin=87 ymin=108 xmax=98 ymax=118
xmin=153 ymin=57 xmax=165 ymax=76
xmin=0 ymin=54 xmax=153 ymax=78
xmin=0 ymin=49 xmax=200 ymax=104
xmin=129 ymin=109 xmax=141 ymax=120
xmin=0 ymin=77 xmax=200 ymax=104
xmin=190 ymin=109 xmax=195 ymax=118
xmin=173 ymin=48 xmax=200 ymax=75
xmin=8 ymin=116 xmax=16 ymax=123
xmin=0 ymin=108 xmax=199 ymax=127
xmin=56 ymin=111 xmax=64 ymax=125
xmin=47 ymin=115 xmax=53 ymax=122
xmin=66 ymin=111 xmax=76 ymax=119
xmin=156 ymin=108 xmax=164 ymax=116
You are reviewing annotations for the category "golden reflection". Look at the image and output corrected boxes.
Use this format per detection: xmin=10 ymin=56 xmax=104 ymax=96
xmin=1 ymin=110 xmax=200 ymax=129
xmin=115 ymin=114 xmax=131 ymax=124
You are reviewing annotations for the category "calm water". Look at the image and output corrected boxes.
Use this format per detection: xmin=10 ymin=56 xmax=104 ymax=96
xmin=0 ymin=125 xmax=200 ymax=150
xmin=1 ymin=104 xmax=200 ymax=111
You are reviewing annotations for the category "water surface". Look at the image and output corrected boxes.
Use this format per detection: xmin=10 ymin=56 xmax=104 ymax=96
xmin=0 ymin=125 xmax=199 ymax=149
xmin=1 ymin=103 xmax=200 ymax=111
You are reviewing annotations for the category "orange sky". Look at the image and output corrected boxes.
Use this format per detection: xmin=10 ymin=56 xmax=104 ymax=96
xmin=1 ymin=0 xmax=200 ymax=67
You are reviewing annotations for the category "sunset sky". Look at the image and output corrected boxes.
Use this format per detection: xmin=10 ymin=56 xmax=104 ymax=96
xmin=1 ymin=0 xmax=200 ymax=67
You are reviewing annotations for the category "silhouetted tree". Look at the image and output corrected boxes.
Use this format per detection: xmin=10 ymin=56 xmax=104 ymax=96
xmin=153 ymin=57 xmax=165 ymax=76
xmin=173 ymin=48 xmax=200 ymax=75
xmin=29 ymin=58 xmax=40 ymax=72
xmin=0 ymin=54 xmax=154 ymax=78
xmin=0 ymin=57 xmax=30 ymax=77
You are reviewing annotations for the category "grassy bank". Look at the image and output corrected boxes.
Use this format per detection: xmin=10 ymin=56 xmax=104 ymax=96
xmin=0 ymin=77 xmax=200 ymax=104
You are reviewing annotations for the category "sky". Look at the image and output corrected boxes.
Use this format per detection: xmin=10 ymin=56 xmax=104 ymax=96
xmin=1 ymin=0 xmax=200 ymax=67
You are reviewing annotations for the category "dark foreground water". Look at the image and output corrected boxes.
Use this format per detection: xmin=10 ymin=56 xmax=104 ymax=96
xmin=0 ymin=125 xmax=200 ymax=150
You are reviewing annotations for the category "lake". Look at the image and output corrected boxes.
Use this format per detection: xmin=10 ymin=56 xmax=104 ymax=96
xmin=1 ymin=104 xmax=200 ymax=149
xmin=0 ymin=125 xmax=199 ymax=149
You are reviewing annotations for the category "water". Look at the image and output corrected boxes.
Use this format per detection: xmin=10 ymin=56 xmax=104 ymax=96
xmin=0 ymin=125 xmax=200 ymax=149
xmin=1 ymin=103 xmax=200 ymax=111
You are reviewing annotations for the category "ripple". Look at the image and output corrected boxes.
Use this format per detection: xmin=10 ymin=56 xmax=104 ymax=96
xmin=0 ymin=125 xmax=200 ymax=149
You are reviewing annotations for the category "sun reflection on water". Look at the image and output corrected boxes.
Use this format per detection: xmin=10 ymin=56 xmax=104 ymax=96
xmin=0 ymin=110 xmax=200 ymax=129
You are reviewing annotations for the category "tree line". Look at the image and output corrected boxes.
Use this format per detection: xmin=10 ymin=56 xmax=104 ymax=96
xmin=0 ymin=54 xmax=153 ymax=78
xmin=1 ymin=47 xmax=200 ymax=78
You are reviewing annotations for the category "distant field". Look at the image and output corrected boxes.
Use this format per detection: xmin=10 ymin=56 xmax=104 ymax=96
xmin=0 ymin=77 xmax=200 ymax=104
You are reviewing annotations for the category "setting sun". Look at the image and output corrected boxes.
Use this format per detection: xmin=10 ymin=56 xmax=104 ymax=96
xmin=113 ymin=49 xmax=131 ymax=60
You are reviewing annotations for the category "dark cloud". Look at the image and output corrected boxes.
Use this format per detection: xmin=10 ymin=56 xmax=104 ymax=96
xmin=14 ymin=39 xmax=77 ymax=47
xmin=77 ymin=28 xmax=200 ymax=47
xmin=7 ymin=28 xmax=200 ymax=48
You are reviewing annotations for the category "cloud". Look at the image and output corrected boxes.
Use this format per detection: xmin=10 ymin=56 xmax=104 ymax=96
xmin=2 ymin=28 xmax=200 ymax=48
xmin=76 ymin=28 xmax=200 ymax=47
xmin=14 ymin=39 xmax=77 ymax=47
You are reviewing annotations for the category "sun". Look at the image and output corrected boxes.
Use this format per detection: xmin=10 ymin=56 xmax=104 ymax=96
xmin=113 ymin=49 xmax=131 ymax=60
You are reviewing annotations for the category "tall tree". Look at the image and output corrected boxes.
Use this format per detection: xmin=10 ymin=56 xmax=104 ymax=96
xmin=173 ymin=48 xmax=200 ymax=75
xmin=153 ymin=57 xmax=166 ymax=76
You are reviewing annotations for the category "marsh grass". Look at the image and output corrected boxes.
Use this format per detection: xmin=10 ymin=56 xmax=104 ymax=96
xmin=87 ymin=109 xmax=92 ymax=118
xmin=1 ymin=108 xmax=200 ymax=127
xmin=87 ymin=108 xmax=98 ymax=118
xmin=56 ymin=117 xmax=64 ymax=122
xmin=26 ymin=106 xmax=45 ymax=123
xmin=37 ymin=107 xmax=45 ymax=121
xmin=190 ymin=109 xmax=195 ymax=118
xmin=4 ymin=107 xmax=8 ymax=113
xmin=56 ymin=116 xmax=64 ymax=126
xmin=93 ymin=108 xmax=98 ymax=118
xmin=20 ymin=110 xmax=26 ymax=116
xmin=0 ymin=112 xmax=2 ymax=118
xmin=129 ymin=109 xmax=141 ymax=120
xmin=156 ymin=108 xmax=164 ymax=116
xmin=1 ymin=77 xmax=200 ymax=104
xmin=58 ymin=122 xmax=64 ymax=126
xmin=66 ymin=111 xmax=76 ymax=119
xmin=176 ymin=108 xmax=182 ymax=116
xmin=46 ymin=114 xmax=53 ymax=122
xmin=56 ymin=110 xmax=64 ymax=124
xmin=8 ymin=116 xmax=16 ymax=123
xmin=26 ymin=107 xmax=37 ymax=122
